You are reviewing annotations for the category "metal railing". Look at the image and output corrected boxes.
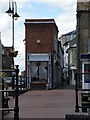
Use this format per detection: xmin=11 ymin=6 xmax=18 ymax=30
xmin=75 ymin=72 xmax=90 ymax=112
xmin=0 ymin=65 xmax=19 ymax=120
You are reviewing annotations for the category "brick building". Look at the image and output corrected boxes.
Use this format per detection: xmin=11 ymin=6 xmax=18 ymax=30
xmin=24 ymin=19 xmax=63 ymax=89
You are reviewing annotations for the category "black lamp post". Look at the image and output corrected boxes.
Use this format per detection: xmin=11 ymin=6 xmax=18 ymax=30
xmin=6 ymin=0 xmax=20 ymax=68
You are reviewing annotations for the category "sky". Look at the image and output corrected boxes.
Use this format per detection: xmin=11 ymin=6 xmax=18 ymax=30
xmin=0 ymin=0 xmax=77 ymax=73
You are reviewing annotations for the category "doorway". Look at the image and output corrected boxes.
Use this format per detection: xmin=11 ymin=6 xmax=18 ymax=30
xmin=30 ymin=61 xmax=48 ymax=83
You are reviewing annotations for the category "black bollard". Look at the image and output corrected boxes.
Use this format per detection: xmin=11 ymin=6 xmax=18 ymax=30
xmin=14 ymin=65 xmax=19 ymax=120
xmin=75 ymin=72 xmax=79 ymax=112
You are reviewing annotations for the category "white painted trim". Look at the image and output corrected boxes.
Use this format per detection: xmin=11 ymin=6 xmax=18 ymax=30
xmin=27 ymin=54 xmax=52 ymax=89
xmin=25 ymin=21 xmax=54 ymax=24
xmin=27 ymin=53 xmax=51 ymax=61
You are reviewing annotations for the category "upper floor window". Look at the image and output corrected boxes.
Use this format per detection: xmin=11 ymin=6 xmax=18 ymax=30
xmin=70 ymin=51 xmax=72 ymax=64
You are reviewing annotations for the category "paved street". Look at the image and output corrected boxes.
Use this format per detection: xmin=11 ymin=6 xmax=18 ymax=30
xmin=4 ymin=87 xmax=80 ymax=119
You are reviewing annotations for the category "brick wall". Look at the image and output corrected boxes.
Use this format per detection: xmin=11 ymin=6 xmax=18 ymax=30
xmin=26 ymin=23 xmax=54 ymax=53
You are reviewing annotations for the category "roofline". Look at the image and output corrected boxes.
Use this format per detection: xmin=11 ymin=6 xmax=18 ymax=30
xmin=24 ymin=18 xmax=59 ymax=32
xmin=24 ymin=21 xmax=55 ymax=24
xmin=66 ymin=46 xmax=77 ymax=53
xmin=62 ymin=30 xmax=76 ymax=37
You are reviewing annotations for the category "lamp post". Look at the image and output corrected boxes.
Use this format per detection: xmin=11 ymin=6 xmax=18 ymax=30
xmin=6 ymin=0 xmax=20 ymax=68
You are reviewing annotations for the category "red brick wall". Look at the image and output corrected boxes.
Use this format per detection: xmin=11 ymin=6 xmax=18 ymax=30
xmin=26 ymin=23 xmax=54 ymax=53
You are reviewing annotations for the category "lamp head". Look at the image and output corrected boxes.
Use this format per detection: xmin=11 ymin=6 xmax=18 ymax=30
xmin=6 ymin=0 xmax=13 ymax=16
xmin=14 ymin=12 xmax=20 ymax=20
xmin=6 ymin=7 xmax=13 ymax=16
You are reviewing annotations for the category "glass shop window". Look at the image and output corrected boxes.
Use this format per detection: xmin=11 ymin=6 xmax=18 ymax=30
xmin=30 ymin=62 xmax=48 ymax=82
xmin=84 ymin=64 xmax=90 ymax=83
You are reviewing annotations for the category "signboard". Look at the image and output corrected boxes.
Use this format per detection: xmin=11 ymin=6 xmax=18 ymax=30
xmin=84 ymin=64 xmax=90 ymax=83
xmin=80 ymin=54 xmax=90 ymax=60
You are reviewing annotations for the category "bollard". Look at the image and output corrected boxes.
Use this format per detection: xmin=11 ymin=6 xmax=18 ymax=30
xmin=14 ymin=65 xmax=19 ymax=120
xmin=75 ymin=72 xmax=79 ymax=112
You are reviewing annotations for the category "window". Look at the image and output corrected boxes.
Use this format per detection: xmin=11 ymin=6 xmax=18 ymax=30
xmin=70 ymin=51 xmax=72 ymax=64
xmin=30 ymin=62 xmax=48 ymax=82
xmin=84 ymin=64 xmax=90 ymax=83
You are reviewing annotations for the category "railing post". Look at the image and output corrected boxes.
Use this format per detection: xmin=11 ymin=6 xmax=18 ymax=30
xmin=14 ymin=65 xmax=19 ymax=120
xmin=75 ymin=72 xmax=79 ymax=112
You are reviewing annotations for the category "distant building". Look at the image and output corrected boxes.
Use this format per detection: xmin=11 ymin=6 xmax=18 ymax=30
xmin=2 ymin=45 xmax=14 ymax=77
xmin=59 ymin=30 xmax=76 ymax=85
xmin=2 ymin=46 xmax=13 ymax=69
xmin=0 ymin=32 xmax=14 ymax=77
xmin=67 ymin=36 xmax=77 ymax=85
xmin=24 ymin=19 xmax=64 ymax=89
xmin=0 ymin=40 xmax=13 ymax=77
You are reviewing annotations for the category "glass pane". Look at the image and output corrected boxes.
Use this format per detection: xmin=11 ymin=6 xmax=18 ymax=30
xmin=84 ymin=64 xmax=90 ymax=83
xmin=31 ymin=62 xmax=48 ymax=82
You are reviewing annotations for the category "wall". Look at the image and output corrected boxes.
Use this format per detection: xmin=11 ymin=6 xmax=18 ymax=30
xmin=26 ymin=24 xmax=54 ymax=53
xmin=77 ymin=1 xmax=90 ymax=86
xmin=77 ymin=2 xmax=90 ymax=54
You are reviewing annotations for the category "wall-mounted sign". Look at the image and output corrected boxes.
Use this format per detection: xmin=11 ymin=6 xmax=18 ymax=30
xmin=80 ymin=54 xmax=90 ymax=61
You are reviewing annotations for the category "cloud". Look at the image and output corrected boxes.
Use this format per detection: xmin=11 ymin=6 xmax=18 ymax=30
xmin=0 ymin=0 xmax=77 ymax=72
xmin=56 ymin=12 xmax=76 ymax=35
xmin=55 ymin=0 xmax=77 ymax=35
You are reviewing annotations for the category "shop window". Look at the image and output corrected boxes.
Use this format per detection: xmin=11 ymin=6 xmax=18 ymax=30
xmin=31 ymin=62 xmax=48 ymax=82
xmin=84 ymin=64 xmax=90 ymax=83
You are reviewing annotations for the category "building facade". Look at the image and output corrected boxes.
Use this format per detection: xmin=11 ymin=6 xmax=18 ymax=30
xmin=24 ymin=19 xmax=63 ymax=89
xmin=67 ymin=37 xmax=77 ymax=85
xmin=59 ymin=30 xmax=76 ymax=85
xmin=77 ymin=0 xmax=90 ymax=88
xmin=2 ymin=46 xmax=14 ymax=77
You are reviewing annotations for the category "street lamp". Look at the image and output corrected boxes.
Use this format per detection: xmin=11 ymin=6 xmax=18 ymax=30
xmin=6 ymin=0 xmax=20 ymax=68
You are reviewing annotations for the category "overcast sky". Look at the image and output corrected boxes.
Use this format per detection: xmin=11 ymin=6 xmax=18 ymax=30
xmin=0 ymin=0 xmax=77 ymax=73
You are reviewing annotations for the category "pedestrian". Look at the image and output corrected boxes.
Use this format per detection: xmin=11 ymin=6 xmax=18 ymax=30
xmin=64 ymin=74 xmax=67 ymax=85
xmin=66 ymin=76 xmax=69 ymax=85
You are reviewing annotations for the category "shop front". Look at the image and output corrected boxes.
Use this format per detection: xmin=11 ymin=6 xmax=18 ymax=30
xmin=80 ymin=54 xmax=90 ymax=89
xmin=27 ymin=53 xmax=52 ymax=89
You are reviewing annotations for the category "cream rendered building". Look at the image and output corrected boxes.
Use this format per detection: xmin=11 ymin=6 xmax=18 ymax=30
xmin=77 ymin=0 xmax=90 ymax=88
